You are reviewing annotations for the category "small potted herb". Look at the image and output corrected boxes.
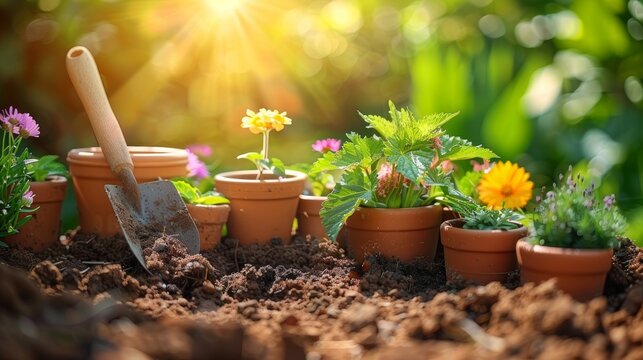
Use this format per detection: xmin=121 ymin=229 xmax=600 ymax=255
xmin=215 ymin=108 xmax=307 ymax=245
xmin=2 ymin=108 xmax=68 ymax=252
xmin=516 ymin=169 xmax=627 ymax=301
xmin=290 ymin=138 xmax=341 ymax=239
xmin=172 ymin=179 xmax=230 ymax=251
xmin=314 ymin=101 xmax=497 ymax=262
xmin=440 ymin=206 xmax=528 ymax=285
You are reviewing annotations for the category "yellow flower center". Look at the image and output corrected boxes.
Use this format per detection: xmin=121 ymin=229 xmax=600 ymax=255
xmin=501 ymin=184 xmax=513 ymax=197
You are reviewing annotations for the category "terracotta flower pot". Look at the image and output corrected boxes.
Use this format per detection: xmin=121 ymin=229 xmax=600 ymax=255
xmin=5 ymin=176 xmax=67 ymax=252
xmin=67 ymin=146 xmax=189 ymax=237
xmin=296 ymin=194 xmax=327 ymax=239
xmin=214 ymin=170 xmax=307 ymax=245
xmin=344 ymin=204 xmax=442 ymax=263
xmin=186 ymin=204 xmax=230 ymax=251
xmin=516 ymin=240 xmax=614 ymax=301
xmin=440 ymin=219 xmax=529 ymax=285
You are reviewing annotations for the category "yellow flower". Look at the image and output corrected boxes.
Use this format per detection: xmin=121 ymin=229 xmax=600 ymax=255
xmin=478 ymin=161 xmax=533 ymax=209
xmin=241 ymin=108 xmax=292 ymax=134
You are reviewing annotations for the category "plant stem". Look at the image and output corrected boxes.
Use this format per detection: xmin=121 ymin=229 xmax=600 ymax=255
xmin=257 ymin=130 xmax=270 ymax=180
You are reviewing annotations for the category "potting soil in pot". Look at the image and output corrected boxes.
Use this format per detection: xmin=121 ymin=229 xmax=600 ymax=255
xmin=1 ymin=234 xmax=642 ymax=359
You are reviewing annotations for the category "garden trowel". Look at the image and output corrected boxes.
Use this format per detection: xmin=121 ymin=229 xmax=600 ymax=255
xmin=66 ymin=46 xmax=200 ymax=272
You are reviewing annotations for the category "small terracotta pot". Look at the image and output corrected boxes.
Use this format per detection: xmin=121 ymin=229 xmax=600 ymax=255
xmin=516 ymin=240 xmax=614 ymax=301
xmin=5 ymin=176 xmax=68 ymax=252
xmin=214 ymin=170 xmax=307 ymax=245
xmin=186 ymin=204 xmax=230 ymax=251
xmin=67 ymin=146 xmax=188 ymax=236
xmin=440 ymin=219 xmax=528 ymax=285
xmin=296 ymin=195 xmax=327 ymax=239
xmin=344 ymin=205 xmax=442 ymax=263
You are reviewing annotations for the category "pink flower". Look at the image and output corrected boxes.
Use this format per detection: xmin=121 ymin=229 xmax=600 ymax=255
xmin=186 ymin=149 xmax=209 ymax=179
xmin=186 ymin=144 xmax=212 ymax=157
xmin=440 ymin=160 xmax=456 ymax=173
xmin=376 ymin=162 xmax=401 ymax=198
xmin=312 ymin=138 xmax=341 ymax=153
xmin=1 ymin=106 xmax=40 ymax=138
xmin=472 ymin=159 xmax=491 ymax=172
xmin=22 ymin=190 xmax=34 ymax=207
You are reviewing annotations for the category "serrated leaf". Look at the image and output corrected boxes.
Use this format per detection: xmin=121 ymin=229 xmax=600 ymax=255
xmin=389 ymin=150 xmax=433 ymax=184
xmin=172 ymin=180 xmax=199 ymax=203
xmin=320 ymin=181 xmax=373 ymax=241
xmin=310 ymin=151 xmax=338 ymax=174
xmin=360 ymin=112 xmax=395 ymax=138
xmin=332 ymin=133 xmax=384 ymax=169
xmin=440 ymin=135 xmax=498 ymax=161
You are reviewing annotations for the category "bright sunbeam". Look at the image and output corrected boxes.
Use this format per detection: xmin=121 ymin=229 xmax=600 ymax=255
xmin=204 ymin=0 xmax=247 ymax=17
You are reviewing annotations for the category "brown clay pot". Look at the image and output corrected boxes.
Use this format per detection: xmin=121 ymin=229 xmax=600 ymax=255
xmin=344 ymin=204 xmax=442 ymax=263
xmin=440 ymin=219 xmax=529 ymax=285
xmin=67 ymin=146 xmax=188 ymax=237
xmin=4 ymin=176 xmax=68 ymax=252
xmin=214 ymin=170 xmax=307 ymax=245
xmin=296 ymin=195 xmax=327 ymax=239
xmin=186 ymin=204 xmax=230 ymax=251
xmin=516 ymin=240 xmax=614 ymax=301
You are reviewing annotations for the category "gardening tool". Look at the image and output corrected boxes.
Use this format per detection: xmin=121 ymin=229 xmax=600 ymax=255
xmin=66 ymin=46 xmax=200 ymax=272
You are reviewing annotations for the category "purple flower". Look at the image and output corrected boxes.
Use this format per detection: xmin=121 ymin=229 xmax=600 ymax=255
xmin=22 ymin=190 xmax=34 ymax=207
xmin=186 ymin=144 xmax=212 ymax=157
xmin=1 ymin=106 xmax=40 ymax=138
xmin=603 ymin=194 xmax=616 ymax=209
xmin=312 ymin=138 xmax=341 ymax=153
xmin=186 ymin=149 xmax=209 ymax=179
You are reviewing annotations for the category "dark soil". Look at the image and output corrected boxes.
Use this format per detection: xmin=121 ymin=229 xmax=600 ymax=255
xmin=1 ymin=234 xmax=642 ymax=360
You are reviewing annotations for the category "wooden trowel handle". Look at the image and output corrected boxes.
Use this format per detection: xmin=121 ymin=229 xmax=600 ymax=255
xmin=66 ymin=46 xmax=132 ymax=175
xmin=66 ymin=46 xmax=140 ymax=211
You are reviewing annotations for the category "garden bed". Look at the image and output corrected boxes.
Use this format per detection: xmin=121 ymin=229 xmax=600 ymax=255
xmin=1 ymin=234 xmax=642 ymax=359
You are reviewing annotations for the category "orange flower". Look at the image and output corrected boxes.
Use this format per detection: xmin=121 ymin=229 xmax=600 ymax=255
xmin=478 ymin=161 xmax=533 ymax=209
xmin=241 ymin=108 xmax=292 ymax=134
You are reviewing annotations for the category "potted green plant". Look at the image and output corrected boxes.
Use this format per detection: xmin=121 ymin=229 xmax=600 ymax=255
xmin=289 ymin=138 xmax=341 ymax=240
xmin=314 ymin=101 xmax=497 ymax=262
xmin=516 ymin=169 xmax=627 ymax=301
xmin=215 ymin=108 xmax=307 ymax=245
xmin=2 ymin=108 xmax=68 ymax=252
xmin=172 ymin=179 xmax=230 ymax=251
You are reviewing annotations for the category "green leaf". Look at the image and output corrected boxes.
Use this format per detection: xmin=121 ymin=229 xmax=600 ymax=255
xmin=268 ymin=158 xmax=287 ymax=177
xmin=193 ymin=194 xmax=230 ymax=205
xmin=440 ymin=135 xmax=498 ymax=161
xmin=320 ymin=180 xmax=373 ymax=241
xmin=237 ymin=152 xmax=263 ymax=161
xmin=172 ymin=180 xmax=199 ymax=203
xmin=332 ymin=133 xmax=384 ymax=169
xmin=360 ymin=113 xmax=395 ymax=138
xmin=27 ymin=155 xmax=68 ymax=182
xmin=455 ymin=171 xmax=483 ymax=198
xmin=310 ymin=151 xmax=338 ymax=174
xmin=389 ymin=149 xmax=433 ymax=184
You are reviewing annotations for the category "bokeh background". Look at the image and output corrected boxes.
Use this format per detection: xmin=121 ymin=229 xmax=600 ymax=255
xmin=1 ymin=0 xmax=642 ymax=242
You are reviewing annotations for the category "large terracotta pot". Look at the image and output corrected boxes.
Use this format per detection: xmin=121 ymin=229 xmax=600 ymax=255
xmin=214 ymin=170 xmax=307 ymax=245
xmin=67 ymin=146 xmax=188 ymax=237
xmin=296 ymin=195 xmax=327 ymax=239
xmin=186 ymin=204 xmax=230 ymax=251
xmin=440 ymin=219 xmax=529 ymax=285
xmin=5 ymin=176 xmax=67 ymax=252
xmin=516 ymin=240 xmax=614 ymax=301
xmin=344 ymin=205 xmax=442 ymax=263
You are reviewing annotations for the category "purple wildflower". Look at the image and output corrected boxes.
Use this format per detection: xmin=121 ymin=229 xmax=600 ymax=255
xmin=186 ymin=144 xmax=213 ymax=157
xmin=312 ymin=138 xmax=341 ymax=153
xmin=22 ymin=190 xmax=35 ymax=207
xmin=186 ymin=149 xmax=209 ymax=180
xmin=1 ymin=106 xmax=40 ymax=138
xmin=603 ymin=194 xmax=616 ymax=209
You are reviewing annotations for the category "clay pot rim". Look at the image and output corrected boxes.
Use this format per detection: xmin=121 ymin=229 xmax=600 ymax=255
xmin=30 ymin=175 xmax=68 ymax=185
xmin=185 ymin=203 xmax=230 ymax=209
xmin=215 ymin=170 xmax=307 ymax=184
xmin=516 ymin=238 xmax=615 ymax=255
xmin=299 ymin=194 xmax=327 ymax=201
xmin=67 ymin=146 xmax=187 ymax=165
xmin=441 ymin=218 xmax=526 ymax=234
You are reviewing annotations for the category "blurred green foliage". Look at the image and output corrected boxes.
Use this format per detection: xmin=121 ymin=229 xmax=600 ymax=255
xmin=1 ymin=0 xmax=641 ymax=244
